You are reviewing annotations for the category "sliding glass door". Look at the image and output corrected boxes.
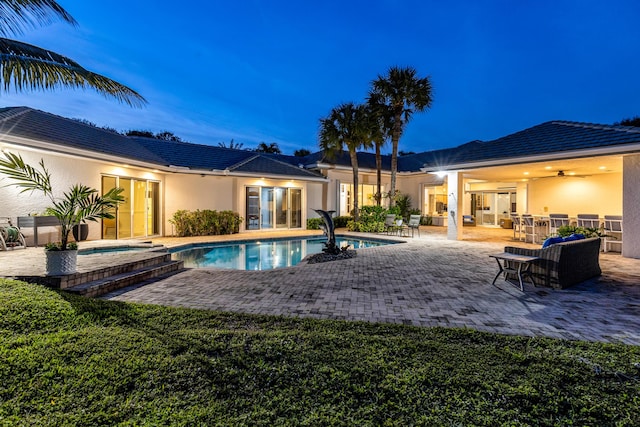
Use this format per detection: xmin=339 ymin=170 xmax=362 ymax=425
xmin=102 ymin=176 xmax=161 ymax=239
xmin=246 ymin=186 xmax=302 ymax=230
xmin=470 ymin=191 xmax=514 ymax=226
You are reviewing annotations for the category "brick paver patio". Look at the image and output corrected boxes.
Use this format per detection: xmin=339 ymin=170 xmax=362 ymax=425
xmin=99 ymin=227 xmax=640 ymax=345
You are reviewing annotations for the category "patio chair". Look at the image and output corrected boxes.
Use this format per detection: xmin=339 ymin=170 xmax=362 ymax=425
xmin=407 ymin=214 xmax=421 ymax=237
xmin=0 ymin=218 xmax=27 ymax=250
xmin=603 ymin=215 xmax=623 ymax=252
xmin=383 ymin=214 xmax=397 ymax=235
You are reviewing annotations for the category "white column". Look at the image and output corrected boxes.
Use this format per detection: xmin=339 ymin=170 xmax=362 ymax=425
xmin=447 ymin=171 xmax=464 ymax=240
xmin=623 ymin=155 xmax=640 ymax=258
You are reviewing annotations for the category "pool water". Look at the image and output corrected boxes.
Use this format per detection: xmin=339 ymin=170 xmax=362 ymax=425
xmin=170 ymin=236 xmax=396 ymax=270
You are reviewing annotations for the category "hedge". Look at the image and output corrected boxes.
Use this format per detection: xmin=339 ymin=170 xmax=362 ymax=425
xmin=169 ymin=209 xmax=243 ymax=237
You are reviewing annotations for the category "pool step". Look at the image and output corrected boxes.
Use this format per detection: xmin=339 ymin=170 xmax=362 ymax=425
xmin=65 ymin=259 xmax=184 ymax=297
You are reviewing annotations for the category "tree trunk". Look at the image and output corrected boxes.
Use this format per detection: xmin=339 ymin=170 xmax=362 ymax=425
xmin=350 ymin=151 xmax=360 ymax=222
xmin=375 ymin=143 xmax=382 ymax=206
xmin=389 ymin=109 xmax=403 ymax=206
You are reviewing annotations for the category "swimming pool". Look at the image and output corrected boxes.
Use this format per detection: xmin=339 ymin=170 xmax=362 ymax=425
xmin=170 ymin=236 xmax=397 ymax=270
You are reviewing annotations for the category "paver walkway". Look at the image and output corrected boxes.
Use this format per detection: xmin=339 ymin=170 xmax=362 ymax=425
xmin=102 ymin=227 xmax=640 ymax=345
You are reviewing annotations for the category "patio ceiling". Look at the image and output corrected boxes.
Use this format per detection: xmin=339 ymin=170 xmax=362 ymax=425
xmin=456 ymin=154 xmax=623 ymax=182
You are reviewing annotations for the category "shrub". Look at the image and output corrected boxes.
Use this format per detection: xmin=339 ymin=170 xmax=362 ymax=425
xmin=395 ymin=193 xmax=413 ymax=220
xmin=334 ymin=216 xmax=351 ymax=228
xmin=556 ymin=224 xmax=604 ymax=238
xmin=421 ymin=215 xmax=433 ymax=226
xmin=169 ymin=209 xmax=242 ymax=237
xmin=307 ymin=217 xmax=323 ymax=230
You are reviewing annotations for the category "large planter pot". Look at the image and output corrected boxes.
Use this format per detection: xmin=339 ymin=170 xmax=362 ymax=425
xmin=46 ymin=250 xmax=78 ymax=275
xmin=72 ymin=223 xmax=89 ymax=241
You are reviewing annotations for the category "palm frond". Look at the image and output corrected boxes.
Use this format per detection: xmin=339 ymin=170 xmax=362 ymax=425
xmin=0 ymin=0 xmax=77 ymax=37
xmin=0 ymin=151 xmax=52 ymax=195
xmin=0 ymin=38 xmax=147 ymax=107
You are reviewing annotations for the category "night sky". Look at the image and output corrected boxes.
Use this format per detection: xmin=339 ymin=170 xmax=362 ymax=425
xmin=2 ymin=0 xmax=639 ymax=155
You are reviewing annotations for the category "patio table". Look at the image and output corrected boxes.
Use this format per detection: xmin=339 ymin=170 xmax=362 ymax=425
xmin=489 ymin=252 xmax=540 ymax=291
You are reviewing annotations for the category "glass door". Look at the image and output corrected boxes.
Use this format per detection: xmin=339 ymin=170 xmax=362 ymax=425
xmin=147 ymin=181 xmax=160 ymax=236
xmin=261 ymin=187 xmax=274 ymax=229
xmin=247 ymin=186 xmax=303 ymax=230
xmin=290 ymin=189 xmax=302 ymax=228
xmin=275 ymin=188 xmax=287 ymax=229
xmin=102 ymin=176 xmax=160 ymax=239
xmin=471 ymin=191 xmax=515 ymax=226
xmin=118 ymin=178 xmax=132 ymax=239
xmin=246 ymin=187 xmax=260 ymax=230
xmin=102 ymin=176 xmax=118 ymax=239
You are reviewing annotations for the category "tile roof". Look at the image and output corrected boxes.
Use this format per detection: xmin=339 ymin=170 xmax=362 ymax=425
xmin=0 ymin=107 xmax=324 ymax=179
xmin=0 ymin=107 xmax=167 ymax=164
xmin=3 ymin=107 xmax=640 ymax=177
xmin=408 ymin=121 xmax=640 ymax=171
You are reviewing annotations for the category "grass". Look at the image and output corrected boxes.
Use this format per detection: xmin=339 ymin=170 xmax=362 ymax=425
xmin=1 ymin=279 xmax=639 ymax=426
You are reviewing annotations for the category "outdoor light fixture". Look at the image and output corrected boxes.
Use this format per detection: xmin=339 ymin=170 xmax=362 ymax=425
xmin=435 ymin=171 xmax=447 ymax=178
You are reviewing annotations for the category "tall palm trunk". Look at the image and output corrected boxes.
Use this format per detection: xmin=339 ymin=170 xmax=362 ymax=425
xmin=389 ymin=107 xmax=403 ymax=206
xmin=375 ymin=142 xmax=382 ymax=206
xmin=350 ymin=151 xmax=360 ymax=222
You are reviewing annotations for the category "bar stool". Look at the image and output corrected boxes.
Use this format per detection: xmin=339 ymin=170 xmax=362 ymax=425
xmin=577 ymin=214 xmax=601 ymax=229
xmin=603 ymin=215 xmax=623 ymax=252
xmin=521 ymin=214 xmax=536 ymax=243
xmin=510 ymin=213 xmax=524 ymax=241
xmin=549 ymin=213 xmax=570 ymax=236
xmin=534 ymin=216 xmax=549 ymax=243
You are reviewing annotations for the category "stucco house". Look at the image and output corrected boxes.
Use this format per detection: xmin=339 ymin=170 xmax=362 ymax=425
xmin=1 ymin=106 xmax=638 ymax=258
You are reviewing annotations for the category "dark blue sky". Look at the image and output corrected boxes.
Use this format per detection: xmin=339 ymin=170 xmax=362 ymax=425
xmin=2 ymin=1 xmax=639 ymax=155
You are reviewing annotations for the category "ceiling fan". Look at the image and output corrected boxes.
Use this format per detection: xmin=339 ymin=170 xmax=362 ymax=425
xmin=535 ymin=170 xmax=589 ymax=179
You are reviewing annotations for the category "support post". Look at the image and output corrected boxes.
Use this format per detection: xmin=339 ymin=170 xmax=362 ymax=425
xmin=447 ymin=171 xmax=464 ymax=241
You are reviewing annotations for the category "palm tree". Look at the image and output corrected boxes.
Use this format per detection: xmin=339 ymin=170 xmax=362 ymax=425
xmin=366 ymin=92 xmax=392 ymax=206
xmin=0 ymin=0 xmax=145 ymax=107
xmin=370 ymin=66 xmax=433 ymax=205
xmin=319 ymin=103 xmax=372 ymax=222
xmin=255 ymin=142 xmax=282 ymax=154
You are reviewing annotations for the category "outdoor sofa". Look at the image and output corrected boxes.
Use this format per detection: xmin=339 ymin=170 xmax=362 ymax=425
xmin=504 ymin=237 xmax=601 ymax=289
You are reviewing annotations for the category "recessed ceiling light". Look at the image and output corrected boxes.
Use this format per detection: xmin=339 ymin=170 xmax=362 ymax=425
xmin=523 ymin=171 xmax=529 ymax=175
xmin=599 ymin=166 xmax=606 ymax=170
xmin=545 ymin=166 xmax=552 ymax=170
xmin=568 ymin=172 xmax=576 ymax=176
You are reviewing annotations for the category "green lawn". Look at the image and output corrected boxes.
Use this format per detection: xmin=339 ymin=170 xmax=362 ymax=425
xmin=1 ymin=279 xmax=638 ymax=426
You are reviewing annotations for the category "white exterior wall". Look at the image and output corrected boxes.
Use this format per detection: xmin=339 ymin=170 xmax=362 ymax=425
xmin=164 ymin=174 xmax=235 ymax=235
xmin=306 ymin=181 xmax=325 ymax=220
xmin=623 ymin=155 xmax=640 ymax=258
xmin=0 ymin=147 xmax=165 ymax=244
xmin=526 ymin=173 xmax=622 ymax=217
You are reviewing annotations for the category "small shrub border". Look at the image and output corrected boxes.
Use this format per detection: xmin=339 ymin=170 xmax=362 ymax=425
xmin=169 ymin=209 xmax=243 ymax=237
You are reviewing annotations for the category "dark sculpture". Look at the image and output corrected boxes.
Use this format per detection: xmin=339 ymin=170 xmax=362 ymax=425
xmin=313 ymin=209 xmax=341 ymax=255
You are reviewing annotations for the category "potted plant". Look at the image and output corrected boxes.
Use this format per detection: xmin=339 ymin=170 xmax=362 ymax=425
xmin=0 ymin=152 xmax=124 ymax=275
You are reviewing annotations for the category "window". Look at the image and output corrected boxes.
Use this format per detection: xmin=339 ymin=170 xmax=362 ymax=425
xmin=339 ymin=183 xmax=381 ymax=216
